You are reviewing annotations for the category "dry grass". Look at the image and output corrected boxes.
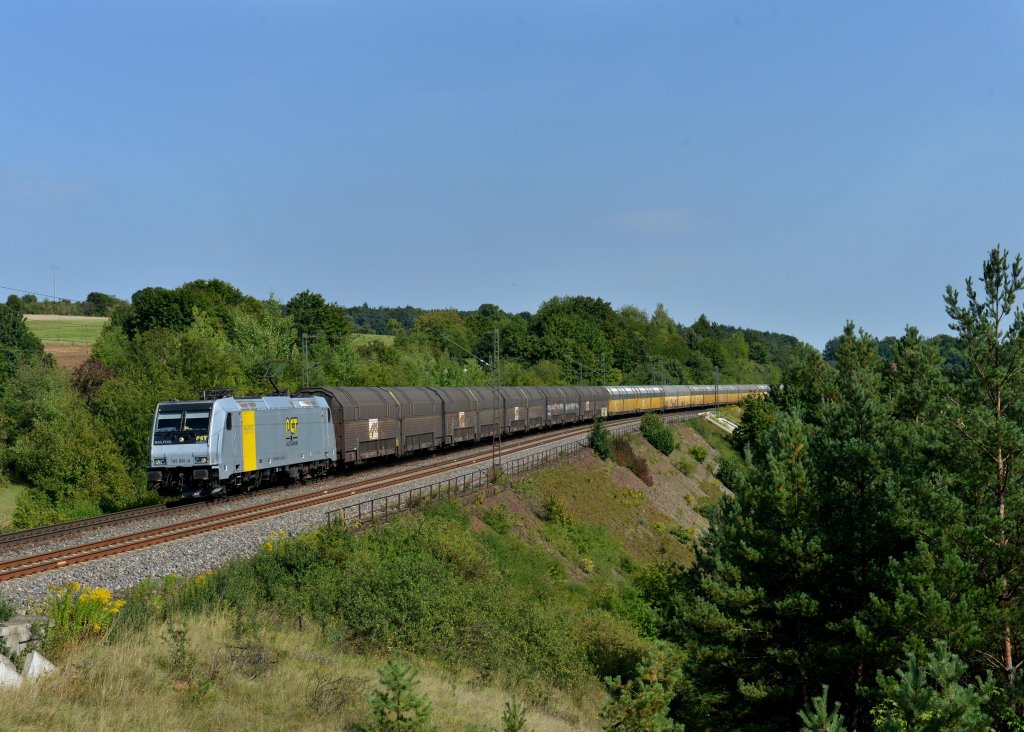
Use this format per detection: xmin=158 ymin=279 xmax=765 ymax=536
xmin=41 ymin=342 xmax=93 ymax=370
xmin=0 ymin=612 xmax=600 ymax=731
xmin=507 ymin=452 xmax=694 ymax=565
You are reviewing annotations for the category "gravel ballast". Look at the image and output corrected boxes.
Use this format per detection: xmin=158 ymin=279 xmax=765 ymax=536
xmin=0 ymin=424 xmax=629 ymax=610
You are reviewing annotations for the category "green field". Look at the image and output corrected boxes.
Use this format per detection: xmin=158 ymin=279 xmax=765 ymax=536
xmin=0 ymin=484 xmax=23 ymax=527
xmin=25 ymin=317 xmax=108 ymax=345
xmin=349 ymin=332 xmax=394 ymax=347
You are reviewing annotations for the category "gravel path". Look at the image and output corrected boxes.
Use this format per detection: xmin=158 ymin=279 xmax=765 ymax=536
xmin=0 ymin=425 xmax=615 ymax=611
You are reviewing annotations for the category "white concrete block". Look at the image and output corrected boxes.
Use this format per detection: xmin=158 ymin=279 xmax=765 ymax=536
xmin=0 ymin=655 xmax=21 ymax=688
xmin=22 ymin=651 xmax=55 ymax=681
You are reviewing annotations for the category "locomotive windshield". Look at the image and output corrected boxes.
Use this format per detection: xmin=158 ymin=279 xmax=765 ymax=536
xmin=153 ymin=404 xmax=212 ymax=444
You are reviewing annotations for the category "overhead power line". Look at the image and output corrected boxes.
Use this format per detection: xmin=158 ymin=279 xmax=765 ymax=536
xmin=0 ymin=283 xmax=127 ymax=303
xmin=0 ymin=283 xmax=65 ymax=300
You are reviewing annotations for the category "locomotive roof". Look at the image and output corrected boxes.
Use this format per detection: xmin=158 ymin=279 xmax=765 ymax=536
xmin=156 ymin=395 xmax=326 ymax=412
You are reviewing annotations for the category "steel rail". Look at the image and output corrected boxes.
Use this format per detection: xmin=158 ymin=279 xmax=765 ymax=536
xmin=0 ymin=408 xmax=712 ymax=582
xmin=0 ymin=419 xmax=639 ymax=581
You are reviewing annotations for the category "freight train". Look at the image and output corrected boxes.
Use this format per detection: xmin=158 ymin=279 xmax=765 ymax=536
xmin=147 ymin=383 xmax=769 ymax=499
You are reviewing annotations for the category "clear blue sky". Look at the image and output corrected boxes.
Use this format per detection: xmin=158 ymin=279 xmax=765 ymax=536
xmin=3 ymin=1 xmax=1022 ymax=347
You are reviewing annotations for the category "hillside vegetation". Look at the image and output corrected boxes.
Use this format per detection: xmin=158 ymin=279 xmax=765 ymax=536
xmin=0 ymin=423 xmax=727 ymax=730
xmin=0 ymin=280 xmax=805 ymax=528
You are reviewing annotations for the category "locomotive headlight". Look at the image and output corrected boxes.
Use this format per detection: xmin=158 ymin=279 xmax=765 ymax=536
xmin=154 ymin=457 xmax=166 ymax=466
xmin=194 ymin=456 xmax=209 ymax=464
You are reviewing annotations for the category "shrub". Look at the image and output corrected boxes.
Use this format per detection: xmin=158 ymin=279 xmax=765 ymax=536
xmin=640 ymin=413 xmax=675 ymax=456
xmin=715 ymin=454 xmax=746 ymax=491
xmin=502 ymin=698 xmax=528 ymax=732
xmin=591 ymin=418 xmax=612 ymax=460
xmin=543 ymin=496 xmax=571 ymax=525
xmin=482 ymin=503 xmax=513 ymax=535
xmin=674 ymin=457 xmax=695 ymax=476
xmin=0 ymin=591 xmax=14 ymax=622
xmin=689 ymin=445 xmax=707 ymax=464
xmin=33 ymin=581 xmax=125 ymax=653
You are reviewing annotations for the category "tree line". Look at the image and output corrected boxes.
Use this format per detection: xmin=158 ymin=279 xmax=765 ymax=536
xmin=0 ymin=281 xmax=804 ymax=528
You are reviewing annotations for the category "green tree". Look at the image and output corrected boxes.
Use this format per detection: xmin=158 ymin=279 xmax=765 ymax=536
xmin=798 ymin=686 xmax=846 ymax=732
xmin=367 ymin=660 xmax=433 ymax=731
xmin=601 ymin=644 xmax=685 ymax=732
xmin=122 ymin=287 xmax=192 ymax=337
xmin=871 ymin=643 xmax=996 ymax=731
xmin=286 ymin=289 xmax=351 ymax=348
xmin=0 ymin=302 xmax=46 ymax=382
xmin=0 ymin=360 xmax=146 ymax=526
xmin=591 ymin=418 xmax=612 ymax=460
xmin=179 ymin=279 xmax=254 ymax=329
xmin=671 ymin=411 xmax=830 ymax=730
xmin=84 ymin=291 xmax=121 ymax=316
xmin=941 ymin=247 xmax=1024 ymax=689
xmin=227 ymin=298 xmax=297 ymax=391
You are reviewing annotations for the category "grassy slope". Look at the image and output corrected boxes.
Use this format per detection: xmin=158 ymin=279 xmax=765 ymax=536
xmin=24 ymin=317 xmax=108 ymax=344
xmin=0 ymin=483 xmax=23 ymax=528
xmin=0 ymin=420 xmax=728 ymax=729
xmin=0 ymin=613 xmax=590 ymax=731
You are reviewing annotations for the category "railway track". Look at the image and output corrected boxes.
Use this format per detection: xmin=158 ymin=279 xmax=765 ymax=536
xmin=0 ymin=419 xmax=636 ymax=582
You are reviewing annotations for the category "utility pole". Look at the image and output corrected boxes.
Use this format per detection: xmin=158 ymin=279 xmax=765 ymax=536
xmin=714 ymin=366 xmax=720 ymax=414
xmin=301 ymin=333 xmax=318 ymax=388
xmin=492 ymin=328 xmax=501 ymax=477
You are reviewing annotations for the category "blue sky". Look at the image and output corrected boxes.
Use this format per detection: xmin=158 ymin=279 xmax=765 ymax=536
xmin=3 ymin=1 xmax=1023 ymax=347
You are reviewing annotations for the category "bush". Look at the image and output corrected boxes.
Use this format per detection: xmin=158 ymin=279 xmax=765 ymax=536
xmin=33 ymin=582 xmax=125 ymax=654
xmin=689 ymin=445 xmax=707 ymax=464
xmin=543 ymin=496 xmax=571 ymax=525
xmin=715 ymin=455 xmax=746 ymax=491
xmin=674 ymin=457 xmax=695 ymax=476
xmin=591 ymin=418 xmax=612 ymax=460
xmin=482 ymin=503 xmax=513 ymax=535
xmin=0 ymin=591 xmax=14 ymax=622
xmin=640 ymin=413 xmax=675 ymax=456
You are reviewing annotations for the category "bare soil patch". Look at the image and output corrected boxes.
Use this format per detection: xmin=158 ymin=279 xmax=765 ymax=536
xmin=44 ymin=342 xmax=92 ymax=370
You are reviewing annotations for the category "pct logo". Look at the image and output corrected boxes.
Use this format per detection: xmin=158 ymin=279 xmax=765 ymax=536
xmin=285 ymin=417 xmax=299 ymax=446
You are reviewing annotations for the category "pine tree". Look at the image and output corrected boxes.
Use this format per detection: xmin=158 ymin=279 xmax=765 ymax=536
xmin=941 ymin=248 xmax=1024 ymax=689
xmin=670 ymin=410 xmax=830 ymax=730
xmin=367 ymin=661 xmax=433 ymax=732
xmin=797 ymin=686 xmax=847 ymax=732
xmin=871 ymin=642 xmax=996 ymax=731
xmin=600 ymin=644 xmax=685 ymax=731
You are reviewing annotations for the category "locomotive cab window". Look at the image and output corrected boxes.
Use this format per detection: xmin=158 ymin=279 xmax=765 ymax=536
xmin=153 ymin=406 xmax=212 ymax=444
xmin=155 ymin=410 xmax=184 ymax=433
xmin=184 ymin=411 xmax=211 ymax=431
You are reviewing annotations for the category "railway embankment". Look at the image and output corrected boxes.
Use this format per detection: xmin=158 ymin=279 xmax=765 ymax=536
xmin=0 ymin=420 xmax=730 ymax=730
